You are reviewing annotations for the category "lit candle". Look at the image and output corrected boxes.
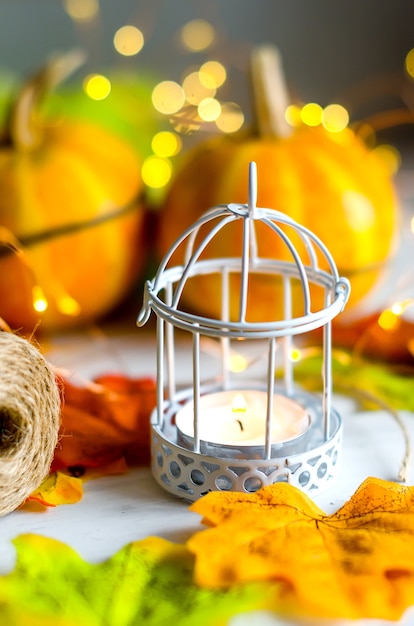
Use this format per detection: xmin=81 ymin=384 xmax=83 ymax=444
xmin=175 ymin=390 xmax=310 ymax=448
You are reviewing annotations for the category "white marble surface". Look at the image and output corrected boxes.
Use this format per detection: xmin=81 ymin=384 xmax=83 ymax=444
xmin=0 ymin=329 xmax=413 ymax=626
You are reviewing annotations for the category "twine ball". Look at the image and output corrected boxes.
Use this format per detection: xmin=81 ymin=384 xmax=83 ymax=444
xmin=0 ymin=331 xmax=61 ymax=516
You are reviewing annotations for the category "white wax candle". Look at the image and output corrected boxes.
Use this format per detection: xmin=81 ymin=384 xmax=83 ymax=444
xmin=175 ymin=390 xmax=309 ymax=447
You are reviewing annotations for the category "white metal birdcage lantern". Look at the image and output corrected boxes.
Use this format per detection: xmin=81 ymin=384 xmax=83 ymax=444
xmin=138 ymin=162 xmax=350 ymax=501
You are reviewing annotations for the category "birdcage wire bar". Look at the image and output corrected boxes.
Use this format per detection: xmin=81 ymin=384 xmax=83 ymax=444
xmin=138 ymin=162 xmax=350 ymax=500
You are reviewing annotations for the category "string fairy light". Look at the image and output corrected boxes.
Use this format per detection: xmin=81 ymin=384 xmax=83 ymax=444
xmin=113 ymin=25 xmax=144 ymax=56
xmin=62 ymin=0 xmax=99 ymax=22
xmin=60 ymin=3 xmax=410 ymax=196
xmin=151 ymin=131 xmax=182 ymax=158
xmin=32 ymin=285 xmax=49 ymax=313
xmin=0 ymin=226 xmax=83 ymax=319
xmin=300 ymin=102 xmax=323 ymax=126
xmin=152 ymin=81 xmax=186 ymax=115
xmin=141 ymin=155 xmax=172 ymax=189
xmin=199 ymin=61 xmax=227 ymax=89
xmin=284 ymin=104 xmax=302 ymax=127
xmin=182 ymin=71 xmax=216 ymax=105
xmin=180 ymin=19 xmax=215 ymax=52
xmin=83 ymin=74 xmax=111 ymax=100
xmin=215 ymin=102 xmax=244 ymax=133
xmin=321 ymin=104 xmax=349 ymax=132
xmin=198 ymin=97 xmax=221 ymax=122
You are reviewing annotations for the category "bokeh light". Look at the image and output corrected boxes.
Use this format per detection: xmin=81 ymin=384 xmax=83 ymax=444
xmin=285 ymin=104 xmax=302 ymax=127
xmin=57 ymin=295 xmax=81 ymax=317
xmin=391 ymin=302 xmax=404 ymax=316
xmin=405 ymin=48 xmax=414 ymax=78
xmin=215 ymin=102 xmax=244 ymax=133
xmin=342 ymin=191 xmax=375 ymax=231
xmin=372 ymin=144 xmax=401 ymax=176
xmin=152 ymin=131 xmax=182 ymax=157
xmin=83 ymin=74 xmax=111 ymax=100
xmin=63 ymin=0 xmax=99 ymax=21
xmin=152 ymin=81 xmax=185 ymax=114
xmin=198 ymin=97 xmax=221 ymax=121
xmin=182 ymin=71 xmax=216 ymax=105
xmin=289 ymin=348 xmax=302 ymax=362
xmin=321 ymin=104 xmax=349 ymax=132
xmin=180 ymin=19 xmax=215 ymax=51
xmin=32 ymin=285 xmax=48 ymax=313
xmin=199 ymin=61 xmax=227 ymax=88
xmin=142 ymin=156 xmax=172 ymax=188
xmin=378 ymin=309 xmax=401 ymax=332
xmin=113 ymin=25 xmax=144 ymax=56
xmin=229 ymin=354 xmax=248 ymax=373
xmin=301 ymin=102 xmax=323 ymax=126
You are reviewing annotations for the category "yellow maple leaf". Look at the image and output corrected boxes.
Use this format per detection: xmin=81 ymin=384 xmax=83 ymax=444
xmin=25 ymin=472 xmax=84 ymax=507
xmin=187 ymin=477 xmax=414 ymax=621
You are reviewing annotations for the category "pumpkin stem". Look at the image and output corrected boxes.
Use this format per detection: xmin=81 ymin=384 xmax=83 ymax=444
xmin=10 ymin=49 xmax=86 ymax=152
xmin=250 ymin=44 xmax=292 ymax=138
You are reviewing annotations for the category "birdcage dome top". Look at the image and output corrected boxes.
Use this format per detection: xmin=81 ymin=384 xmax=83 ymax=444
xmin=138 ymin=163 xmax=350 ymax=339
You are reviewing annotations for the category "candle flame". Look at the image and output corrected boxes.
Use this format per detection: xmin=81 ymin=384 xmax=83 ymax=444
xmin=232 ymin=393 xmax=247 ymax=413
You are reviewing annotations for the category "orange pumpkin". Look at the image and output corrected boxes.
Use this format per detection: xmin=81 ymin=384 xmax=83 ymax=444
xmin=0 ymin=51 xmax=145 ymax=332
xmin=157 ymin=46 xmax=400 ymax=322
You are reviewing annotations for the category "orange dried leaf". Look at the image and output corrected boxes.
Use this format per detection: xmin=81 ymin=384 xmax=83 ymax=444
xmin=188 ymin=477 xmax=414 ymax=621
xmin=26 ymin=472 xmax=83 ymax=507
xmin=52 ymin=372 xmax=156 ymax=472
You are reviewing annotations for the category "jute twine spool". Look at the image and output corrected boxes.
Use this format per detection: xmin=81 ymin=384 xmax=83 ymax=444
xmin=0 ymin=331 xmax=61 ymax=516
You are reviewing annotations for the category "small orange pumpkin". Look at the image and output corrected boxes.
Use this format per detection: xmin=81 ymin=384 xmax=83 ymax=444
xmin=0 ymin=51 xmax=145 ymax=332
xmin=157 ymin=46 xmax=400 ymax=322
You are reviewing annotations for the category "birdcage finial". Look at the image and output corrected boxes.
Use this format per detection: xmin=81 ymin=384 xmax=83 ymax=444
xmin=248 ymin=161 xmax=257 ymax=218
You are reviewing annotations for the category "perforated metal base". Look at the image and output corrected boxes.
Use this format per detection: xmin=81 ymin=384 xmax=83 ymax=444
xmin=151 ymin=389 xmax=342 ymax=502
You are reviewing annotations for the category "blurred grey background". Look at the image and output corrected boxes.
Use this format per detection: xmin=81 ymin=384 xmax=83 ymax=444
xmin=0 ymin=0 xmax=414 ymax=126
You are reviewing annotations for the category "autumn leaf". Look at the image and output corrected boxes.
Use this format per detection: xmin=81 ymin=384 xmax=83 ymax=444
xmin=293 ymin=350 xmax=414 ymax=412
xmin=187 ymin=477 xmax=414 ymax=621
xmin=25 ymin=472 xmax=83 ymax=507
xmin=0 ymin=534 xmax=268 ymax=626
xmin=53 ymin=372 xmax=156 ymax=472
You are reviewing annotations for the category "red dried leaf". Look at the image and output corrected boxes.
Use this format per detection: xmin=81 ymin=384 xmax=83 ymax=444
xmin=52 ymin=371 xmax=156 ymax=472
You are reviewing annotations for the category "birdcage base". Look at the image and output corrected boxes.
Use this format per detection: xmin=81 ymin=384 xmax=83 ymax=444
xmin=150 ymin=390 xmax=342 ymax=502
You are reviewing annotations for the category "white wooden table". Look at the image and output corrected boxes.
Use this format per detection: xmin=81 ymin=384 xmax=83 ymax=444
xmin=0 ymin=329 xmax=412 ymax=626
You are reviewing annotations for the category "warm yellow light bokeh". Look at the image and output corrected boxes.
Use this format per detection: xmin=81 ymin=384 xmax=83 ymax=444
xmin=378 ymin=309 xmax=401 ymax=331
xmin=142 ymin=156 xmax=172 ymax=188
xmin=229 ymin=354 xmax=248 ymax=373
xmin=57 ymin=295 xmax=81 ymax=317
xmin=199 ymin=61 xmax=227 ymax=88
xmin=198 ymin=97 xmax=221 ymax=121
xmin=63 ymin=0 xmax=99 ymax=21
xmin=342 ymin=191 xmax=375 ymax=231
xmin=180 ymin=19 xmax=215 ymax=51
xmin=215 ymin=102 xmax=244 ymax=133
xmin=405 ymin=48 xmax=414 ymax=78
xmin=32 ymin=285 xmax=48 ymax=313
xmin=285 ymin=104 xmax=302 ymax=127
xmin=289 ymin=348 xmax=302 ymax=363
xmin=152 ymin=81 xmax=186 ymax=114
xmin=83 ymin=74 xmax=111 ymax=100
xmin=182 ymin=71 xmax=216 ymax=105
xmin=301 ymin=102 xmax=323 ymax=126
xmin=152 ymin=131 xmax=182 ymax=157
xmin=321 ymin=104 xmax=349 ymax=132
xmin=113 ymin=25 xmax=144 ymax=56
xmin=372 ymin=144 xmax=401 ymax=176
